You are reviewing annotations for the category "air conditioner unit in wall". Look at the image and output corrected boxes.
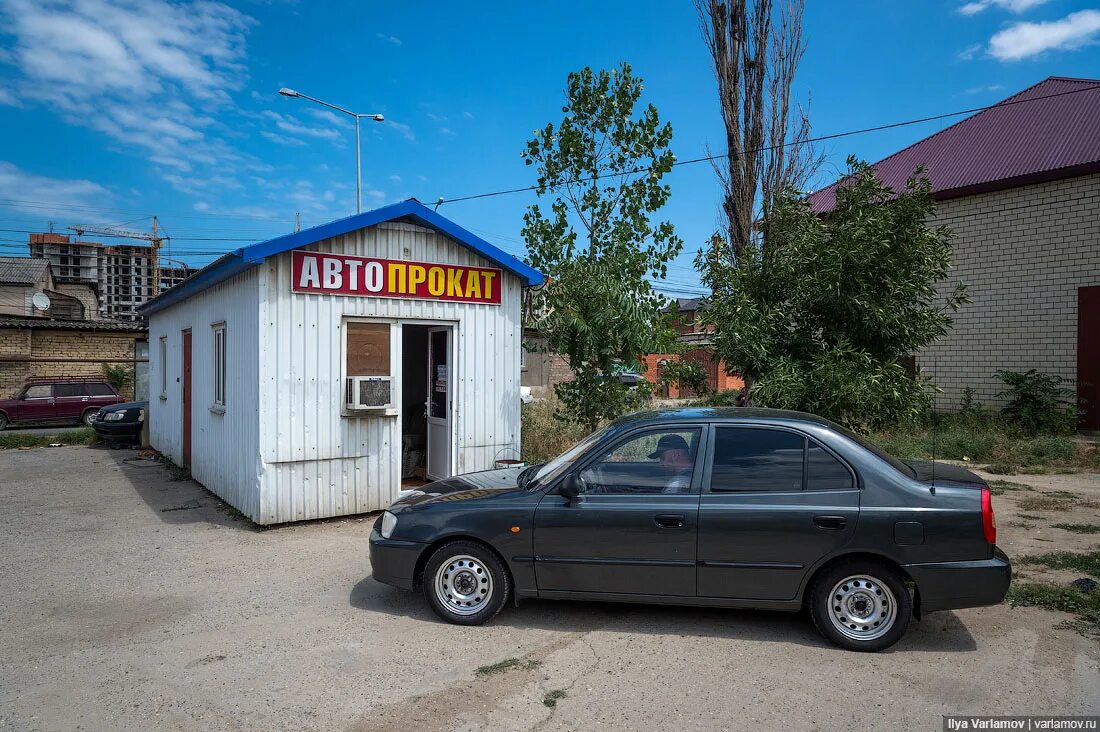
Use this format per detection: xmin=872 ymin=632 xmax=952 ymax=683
xmin=346 ymin=376 xmax=393 ymax=410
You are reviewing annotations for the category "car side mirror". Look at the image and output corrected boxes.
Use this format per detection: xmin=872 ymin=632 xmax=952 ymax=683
xmin=560 ymin=473 xmax=585 ymax=501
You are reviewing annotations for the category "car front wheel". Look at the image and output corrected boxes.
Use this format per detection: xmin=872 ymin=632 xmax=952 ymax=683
xmin=809 ymin=560 xmax=912 ymax=652
xmin=0 ymin=413 xmax=8 ymax=430
xmin=422 ymin=540 xmax=511 ymax=626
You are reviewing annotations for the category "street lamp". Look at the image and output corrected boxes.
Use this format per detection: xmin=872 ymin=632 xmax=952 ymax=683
xmin=278 ymin=87 xmax=385 ymax=213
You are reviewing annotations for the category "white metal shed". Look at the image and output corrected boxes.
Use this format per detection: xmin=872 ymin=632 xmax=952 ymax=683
xmin=140 ymin=199 xmax=544 ymax=524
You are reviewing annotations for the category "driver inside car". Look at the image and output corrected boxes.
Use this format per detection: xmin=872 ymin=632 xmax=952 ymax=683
xmin=649 ymin=434 xmax=693 ymax=493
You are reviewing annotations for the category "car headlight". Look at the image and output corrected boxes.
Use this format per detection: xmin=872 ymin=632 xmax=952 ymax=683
xmin=380 ymin=510 xmax=398 ymax=539
xmin=105 ymin=411 xmax=127 ymax=421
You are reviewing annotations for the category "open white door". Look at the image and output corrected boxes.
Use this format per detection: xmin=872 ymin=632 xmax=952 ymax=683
xmin=426 ymin=326 xmax=452 ymax=480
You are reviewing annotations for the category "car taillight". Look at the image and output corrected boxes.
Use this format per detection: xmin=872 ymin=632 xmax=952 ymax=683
xmin=981 ymin=486 xmax=997 ymax=545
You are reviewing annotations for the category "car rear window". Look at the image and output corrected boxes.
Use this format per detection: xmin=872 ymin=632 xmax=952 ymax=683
xmin=86 ymin=382 xmax=114 ymax=396
xmin=806 ymin=441 xmax=854 ymax=490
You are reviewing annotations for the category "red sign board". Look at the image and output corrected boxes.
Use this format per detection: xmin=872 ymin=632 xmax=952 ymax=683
xmin=291 ymin=250 xmax=502 ymax=305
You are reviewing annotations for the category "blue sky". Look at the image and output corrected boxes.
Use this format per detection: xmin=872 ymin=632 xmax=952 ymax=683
xmin=1 ymin=0 xmax=1098 ymax=295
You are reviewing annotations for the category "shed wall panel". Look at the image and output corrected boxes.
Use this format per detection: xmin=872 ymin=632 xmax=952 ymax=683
xmin=148 ymin=269 xmax=261 ymax=519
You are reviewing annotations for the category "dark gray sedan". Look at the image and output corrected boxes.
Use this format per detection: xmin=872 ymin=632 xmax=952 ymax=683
xmin=370 ymin=408 xmax=1010 ymax=651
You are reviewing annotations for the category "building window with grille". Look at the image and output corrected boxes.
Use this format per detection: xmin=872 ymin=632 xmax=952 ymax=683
xmin=212 ymin=323 xmax=226 ymax=412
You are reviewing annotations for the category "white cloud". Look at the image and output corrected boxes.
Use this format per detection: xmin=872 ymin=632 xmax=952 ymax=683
xmin=988 ymin=9 xmax=1100 ymax=60
xmin=261 ymin=110 xmax=343 ymax=141
xmin=439 ymin=126 xmax=456 ymax=136
xmin=305 ymin=108 xmax=351 ymax=127
xmin=194 ymin=201 xmax=210 ymax=212
xmin=0 ymin=161 xmax=111 ymax=216
xmin=389 ymin=175 xmax=402 ymax=183
xmin=387 ymin=120 xmax=416 ymax=142
xmin=462 ymin=111 xmax=475 ymax=120
xmin=375 ymin=32 xmax=401 ymax=46
xmin=0 ymin=0 xmax=259 ymax=191
xmin=964 ymin=83 xmax=1005 ymax=94
xmin=261 ymin=130 xmax=307 ymax=147
xmin=959 ymin=0 xmax=1050 ymax=14
xmin=957 ymin=43 xmax=983 ymax=60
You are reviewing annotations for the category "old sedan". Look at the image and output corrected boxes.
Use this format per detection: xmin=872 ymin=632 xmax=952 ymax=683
xmin=370 ymin=408 xmax=1010 ymax=652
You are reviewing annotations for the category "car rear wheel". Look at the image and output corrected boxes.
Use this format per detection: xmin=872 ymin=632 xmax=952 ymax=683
xmin=422 ymin=540 xmax=510 ymax=626
xmin=82 ymin=409 xmax=99 ymax=427
xmin=809 ymin=560 xmax=911 ymax=652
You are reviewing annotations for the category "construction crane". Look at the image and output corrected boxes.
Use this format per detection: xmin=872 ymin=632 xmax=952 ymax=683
xmin=67 ymin=216 xmax=167 ymax=299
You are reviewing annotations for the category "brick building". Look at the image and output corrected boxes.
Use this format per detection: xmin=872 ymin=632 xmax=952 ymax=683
xmin=809 ymin=76 xmax=1100 ymax=430
xmin=0 ymin=318 xmax=147 ymax=400
xmin=642 ymin=298 xmax=743 ymax=399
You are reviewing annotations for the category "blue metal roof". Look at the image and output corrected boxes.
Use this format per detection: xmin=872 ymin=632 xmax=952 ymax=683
xmin=140 ymin=198 xmax=544 ymax=316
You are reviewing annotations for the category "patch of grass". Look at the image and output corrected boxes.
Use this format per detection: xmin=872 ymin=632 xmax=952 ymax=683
xmin=521 ymin=397 xmax=590 ymax=465
xmin=0 ymin=427 xmax=97 ymax=450
xmin=1028 ymin=437 xmax=1076 ymax=462
xmin=1007 ymin=580 xmax=1100 ymax=637
xmin=156 ymin=453 xmax=191 ymax=482
xmin=1018 ymin=494 xmax=1079 ymax=512
xmin=1018 ymin=551 xmax=1100 ymax=578
xmin=543 ymin=689 xmax=567 ymax=708
xmin=985 ymin=462 xmax=1019 ymax=475
xmin=987 ymin=479 xmax=1033 ymax=495
xmin=1018 ymin=513 xmax=1045 ymax=520
xmin=1053 ymin=523 xmax=1100 ymax=534
xmin=475 ymin=658 xmax=541 ymax=677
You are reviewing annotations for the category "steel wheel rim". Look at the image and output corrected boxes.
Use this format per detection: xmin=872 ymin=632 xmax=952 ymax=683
xmin=434 ymin=554 xmax=493 ymax=616
xmin=827 ymin=574 xmax=897 ymax=642
xmin=84 ymin=412 xmax=96 ymax=426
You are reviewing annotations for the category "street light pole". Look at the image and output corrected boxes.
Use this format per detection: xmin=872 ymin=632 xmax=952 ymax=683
xmin=278 ymin=88 xmax=385 ymax=214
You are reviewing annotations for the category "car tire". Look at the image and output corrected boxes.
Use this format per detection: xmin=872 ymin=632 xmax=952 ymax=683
xmin=0 ymin=413 xmax=7 ymax=431
xmin=422 ymin=540 xmax=511 ymax=626
xmin=809 ymin=560 xmax=912 ymax=652
xmin=82 ymin=409 xmax=99 ymax=427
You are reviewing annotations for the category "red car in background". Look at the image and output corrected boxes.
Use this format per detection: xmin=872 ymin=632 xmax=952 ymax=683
xmin=0 ymin=378 xmax=125 ymax=430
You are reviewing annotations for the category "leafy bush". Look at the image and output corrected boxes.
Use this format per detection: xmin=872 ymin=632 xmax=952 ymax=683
xmin=691 ymin=389 xmax=742 ymax=407
xmin=102 ymin=363 xmax=134 ymax=394
xmin=521 ymin=397 xmax=589 ymax=465
xmin=1028 ymin=436 xmax=1075 ymax=462
xmin=995 ymin=369 xmax=1076 ymax=435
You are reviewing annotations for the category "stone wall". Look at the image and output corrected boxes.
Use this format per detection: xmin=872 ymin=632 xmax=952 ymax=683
xmin=921 ymin=172 xmax=1100 ymax=411
xmin=0 ymin=326 xmax=146 ymax=399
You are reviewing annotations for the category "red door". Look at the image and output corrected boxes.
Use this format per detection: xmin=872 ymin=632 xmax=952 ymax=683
xmin=1079 ymin=286 xmax=1100 ymax=432
xmin=182 ymin=331 xmax=193 ymax=467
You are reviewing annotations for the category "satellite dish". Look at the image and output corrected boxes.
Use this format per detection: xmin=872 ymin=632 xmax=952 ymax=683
xmin=32 ymin=292 xmax=51 ymax=312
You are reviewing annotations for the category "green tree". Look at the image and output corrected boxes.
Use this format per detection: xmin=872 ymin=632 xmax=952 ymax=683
xmin=522 ymin=64 xmax=683 ymax=430
xmin=698 ymin=158 xmax=969 ymax=430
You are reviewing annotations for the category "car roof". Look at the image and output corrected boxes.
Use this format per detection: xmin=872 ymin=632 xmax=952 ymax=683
xmin=613 ymin=406 xmax=840 ymax=429
xmin=25 ymin=377 xmax=111 ymax=384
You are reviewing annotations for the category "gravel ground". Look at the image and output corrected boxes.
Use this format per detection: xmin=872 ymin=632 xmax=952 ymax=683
xmin=1 ymin=446 xmax=1098 ymax=732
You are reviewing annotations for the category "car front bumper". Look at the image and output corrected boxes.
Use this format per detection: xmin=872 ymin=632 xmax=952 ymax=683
xmin=369 ymin=527 xmax=425 ymax=590
xmin=905 ymin=547 xmax=1012 ymax=614
xmin=92 ymin=421 xmax=142 ymax=439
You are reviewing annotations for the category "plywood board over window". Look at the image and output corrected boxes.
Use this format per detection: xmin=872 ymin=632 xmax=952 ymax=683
xmin=347 ymin=322 xmax=391 ymax=376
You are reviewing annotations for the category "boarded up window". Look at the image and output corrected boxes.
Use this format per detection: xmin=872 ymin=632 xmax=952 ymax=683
xmin=347 ymin=322 xmax=390 ymax=376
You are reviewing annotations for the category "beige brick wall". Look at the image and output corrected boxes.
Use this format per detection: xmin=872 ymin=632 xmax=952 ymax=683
xmin=920 ymin=172 xmax=1100 ymax=411
xmin=0 ymin=327 xmax=145 ymax=398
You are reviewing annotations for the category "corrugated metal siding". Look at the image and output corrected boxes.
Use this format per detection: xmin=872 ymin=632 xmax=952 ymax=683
xmin=147 ymin=268 xmax=262 ymax=519
xmin=256 ymin=221 xmax=522 ymax=523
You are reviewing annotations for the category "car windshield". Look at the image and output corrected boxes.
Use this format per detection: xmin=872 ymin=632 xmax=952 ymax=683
xmin=528 ymin=422 xmax=617 ymax=488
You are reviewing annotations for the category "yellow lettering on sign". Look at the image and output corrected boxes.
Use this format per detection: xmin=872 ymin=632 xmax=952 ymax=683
xmin=480 ymin=271 xmax=496 ymax=301
xmin=447 ymin=267 xmax=463 ymax=297
xmin=466 ymin=270 xmax=482 ymax=300
xmin=427 ymin=266 xmax=445 ymax=296
xmin=387 ymin=262 xmax=406 ymax=294
xmin=409 ymin=265 xmax=427 ymax=292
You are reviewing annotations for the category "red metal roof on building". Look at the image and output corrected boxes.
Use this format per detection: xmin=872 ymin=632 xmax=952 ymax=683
xmin=809 ymin=76 xmax=1100 ymax=213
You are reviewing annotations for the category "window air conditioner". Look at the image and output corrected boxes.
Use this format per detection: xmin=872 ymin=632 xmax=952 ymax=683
xmin=346 ymin=376 xmax=393 ymax=410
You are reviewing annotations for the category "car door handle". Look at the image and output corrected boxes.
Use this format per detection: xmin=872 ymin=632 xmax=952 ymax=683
xmin=813 ymin=515 xmax=847 ymax=530
xmin=654 ymin=514 xmax=685 ymax=529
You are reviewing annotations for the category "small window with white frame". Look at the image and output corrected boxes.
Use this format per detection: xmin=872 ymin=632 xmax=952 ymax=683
xmin=159 ymin=336 xmax=167 ymax=399
xmin=520 ymin=344 xmax=527 ymax=370
xmin=212 ymin=322 xmax=226 ymax=411
xmin=344 ymin=319 xmax=395 ymax=411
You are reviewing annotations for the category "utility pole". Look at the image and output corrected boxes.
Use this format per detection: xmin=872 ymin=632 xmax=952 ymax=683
xmin=150 ymin=216 xmax=161 ymax=295
xmin=295 ymin=212 xmax=301 ymax=233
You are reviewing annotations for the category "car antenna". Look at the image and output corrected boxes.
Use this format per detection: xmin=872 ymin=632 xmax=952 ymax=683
xmin=930 ymin=356 xmax=937 ymax=495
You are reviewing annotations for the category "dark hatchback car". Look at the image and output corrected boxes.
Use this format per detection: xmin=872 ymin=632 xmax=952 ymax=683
xmin=91 ymin=401 xmax=146 ymax=444
xmin=370 ymin=408 xmax=1010 ymax=652
xmin=0 ymin=378 xmax=124 ymax=430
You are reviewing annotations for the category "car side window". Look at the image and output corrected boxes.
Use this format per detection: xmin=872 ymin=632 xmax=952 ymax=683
xmin=86 ymin=382 xmax=114 ymax=396
xmin=54 ymin=383 xmax=87 ymax=398
xmin=709 ymin=427 xmax=804 ymax=492
xmin=23 ymin=385 xmax=52 ymax=399
xmin=807 ymin=440 xmax=855 ymax=490
xmin=579 ymin=428 xmax=701 ymax=495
